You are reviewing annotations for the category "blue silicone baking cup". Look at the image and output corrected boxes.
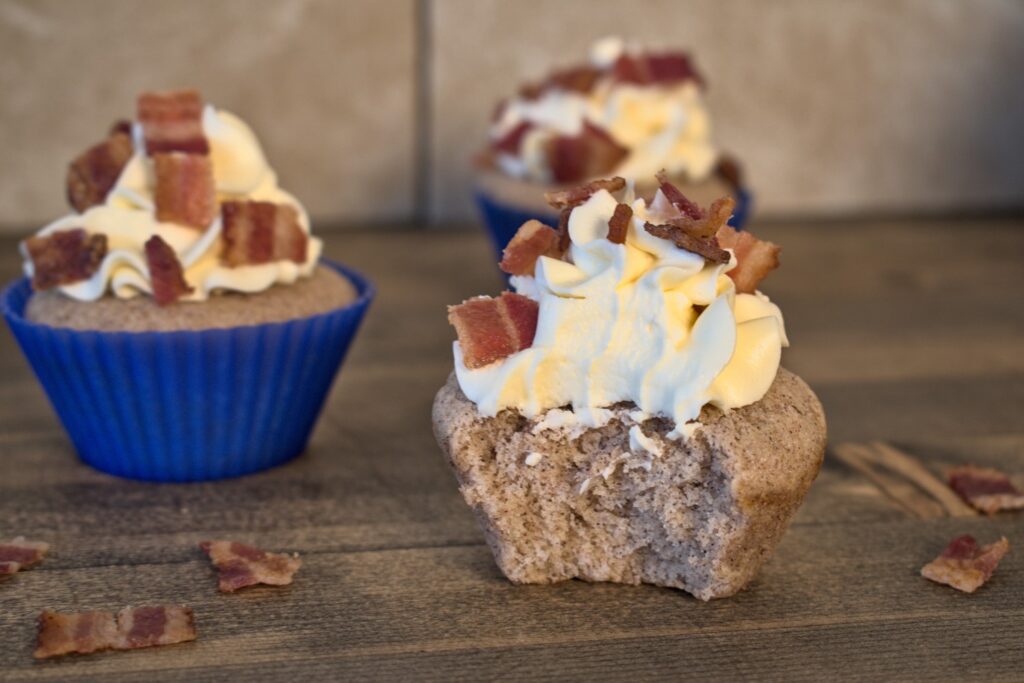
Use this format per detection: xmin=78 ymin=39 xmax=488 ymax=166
xmin=475 ymin=186 xmax=753 ymax=260
xmin=2 ymin=259 xmax=374 ymax=482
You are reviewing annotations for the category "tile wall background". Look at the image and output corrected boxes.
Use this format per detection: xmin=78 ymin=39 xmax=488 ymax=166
xmin=1 ymin=0 xmax=1022 ymax=232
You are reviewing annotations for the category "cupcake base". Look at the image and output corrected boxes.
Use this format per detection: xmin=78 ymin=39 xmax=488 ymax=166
xmin=432 ymin=368 xmax=825 ymax=600
xmin=2 ymin=260 xmax=374 ymax=482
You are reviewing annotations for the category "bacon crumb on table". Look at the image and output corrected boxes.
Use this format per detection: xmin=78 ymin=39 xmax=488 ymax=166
xmin=920 ymin=535 xmax=1009 ymax=593
xmin=199 ymin=540 xmax=302 ymax=593
xmin=499 ymin=220 xmax=562 ymax=275
xmin=948 ymin=465 xmax=1024 ymax=515
xmin=544 ymin=176 xmax=626 ymax=210
xmin=220 ymin=200 xmax=308 ymax=267
xmin=0 ymin=537 xmax=49 ymax=576
xmin=34 ymin=606 xmax=196 ymax=659
xmin=145 ymin=236 xmax=193 ymax=306
xmin=66 ymin=130 xmax=134 ymax=213
xmin=153 ymin=152 xmax=217 ymax=229
xmin=137 ymin=89 xmax=209 ymax=155
xmin=23 ymin=229 xmax=108 ymax=291
xmin=449 ymin=292 xmax=539 ymax=369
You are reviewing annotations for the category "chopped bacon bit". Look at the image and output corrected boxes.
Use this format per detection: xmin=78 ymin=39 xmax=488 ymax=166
xmin=544 ymin=123 xmax=628 ymax=184
xmin=153 ymin=152 xmax=217 ymax=229
xmin=449 ymin=291 xmax=539 ymax=369
xmin=500 ymin=220 xmax=561 ymax=275
xmin=199 ymin=540 xmax=302 ymax=593
xmin=612 ymin=52 xmax=704 ymax=88
xmin=520 ymin=65 xmax=603 ymax=100
xmin=607 ymin=203 xmax=633 ymax=244
xmin=716 ymin=223 xmax=781 ymax=294
xmin=645 ymin=222 xmax=730 ymax=264
xmin=109 ymin=119 xmax=133 ymax=137
xmin=492 ymin=121 xmax=534 ymax=155
xmin=949 ymin=465 xmax=1024 ymax=515
xmin=24 ymin=229 xmax=108 ymax=291
xmin=220 ymin=200 xmax=308 ymax=267
xmin=0 ymin=537 xmax=49 ymax=576
xmin=34 ymin=606 xmax=196 ymax=659
xmin=145 ymin=236 xmax=193 ymax=306
xmin=921 ymin=535 xmax=1009 ymax=593
xmin=137 ymin=89 xmax=209 ymax=155
xmin=655 ymin=169 xmax=704 ymax=220
xmin=545 ymin=176 xmax=626 ymax=210
xmin=66 ymin=131 xmax=134 ymax=213
xmin=557 ymin=208 xmax=572 ymax=253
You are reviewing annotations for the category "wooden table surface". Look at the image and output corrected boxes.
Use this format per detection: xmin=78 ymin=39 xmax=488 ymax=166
xmin=1 ymin=218 xmax=1023 ymax=681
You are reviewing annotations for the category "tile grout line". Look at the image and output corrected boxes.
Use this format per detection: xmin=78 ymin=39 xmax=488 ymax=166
xmin=413 ymin=0 xmax=433 ymax=226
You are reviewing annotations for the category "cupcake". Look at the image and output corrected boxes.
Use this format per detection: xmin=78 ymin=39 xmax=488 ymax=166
xmin=475 ymin=37 xmax=751 ymax=257
xmin=434 ymin=176 xmax=825 ymax=600
xmin=2 ymin=89 xmax=374 ymax=482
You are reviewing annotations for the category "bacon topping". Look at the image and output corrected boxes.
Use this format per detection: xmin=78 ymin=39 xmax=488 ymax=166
xmin=220 ymin=201 xmax=308 ymax=267
xmin=492 ymin=121 xmax=534 ymax=155
xmin=544 ymin=123 xmax=628 ymax=184
xmin=199 ymin=540 xmax=302 ymax=593
xmin=449 ymin=292 xmax=539 ymax=369
xmin=499 ymin=220 xmax=561 ymax=275
xmin=153 ymin=152 xmax=217 ymax=229
xmin=520 ymin=65 xmax=603 ymax=100
xmin=34 ymin=606 xmax=196 ymax=659
xmin=644 ymin=222 xmax=730 ymax=264
xmin=948 ymin=465 xmax=1024 ymax=515
xmin=66 ymin=130 xmax=133 ymax=213
xmin=24 ymin=229 xmax=108 ymax=291
xmin=0 ymin=537 xmax=49 ymax=576
xmin=655 ymin=169 xmax=703 ymax=220
xmin=145 ymin=236 xmax=193 ymax=306
xmin=612 ymin=52 xmax=704 ymax=87
xmin=716 ymin=223 xmax=781 ymax=294
xmin=137 ymin=89 xmax=209 ymax=155
xmin=921 ymin=535 xmax=1009 ymax=593
xmin=606 ymin=203 xmax=633 ymax=244
xmin=545 ymin=176 xmax=626 ymax=210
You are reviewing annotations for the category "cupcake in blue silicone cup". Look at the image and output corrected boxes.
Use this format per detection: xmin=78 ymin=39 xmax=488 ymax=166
xmin=2 ymin=89 xmax=373 ymax=482
xmin=475 ymin=37 xmax=752 ymax=259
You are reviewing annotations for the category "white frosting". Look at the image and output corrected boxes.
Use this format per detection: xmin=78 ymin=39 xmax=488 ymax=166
xmin=23 ymin=106 xmax=321 ymax=302
xmin=490 ymin=39 xmax=718 ymax=184
xmin=454 ymin=185 xmax=787 ymax=430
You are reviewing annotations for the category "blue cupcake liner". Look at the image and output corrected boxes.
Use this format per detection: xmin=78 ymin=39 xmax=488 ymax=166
xmin=475 ymin=186 xmax=753 ymax=260
xmin=2 ymin=259 xmax=374 ymax=482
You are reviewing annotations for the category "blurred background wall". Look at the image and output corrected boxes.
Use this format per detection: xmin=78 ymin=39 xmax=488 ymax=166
xmin=1 ymin=0 xmax=1022 ymax=232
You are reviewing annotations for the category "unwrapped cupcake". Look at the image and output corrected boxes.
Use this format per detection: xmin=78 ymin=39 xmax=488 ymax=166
xmin=434 ymin=176 xmax=825 ymax=600
xmin=2 ymin=89 xmax=373 ymax=482
xmin=475 ymin=37 xmax=750 ymax=256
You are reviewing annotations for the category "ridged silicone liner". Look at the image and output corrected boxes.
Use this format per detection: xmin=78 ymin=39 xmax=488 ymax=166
xmin=475 ymin=187 xmax=752 ymax=260
xmin=2 ymin=259 xmax=374 ymax=482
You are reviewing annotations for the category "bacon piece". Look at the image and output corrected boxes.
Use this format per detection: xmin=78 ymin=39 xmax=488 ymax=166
xmin=606 ymin=203 xmax=633 ymax=244
xmin=644 ymin=221 xmax=730 ymax=264
xmin=109 ymin=119 xmax=133 ymax=137
xmin=0 ymin=537 xmax=49 ymax=576
xmin=545 ymin=123 xmax=628 ymax=184
xmin=655 ymin=169 xmax=703 ymax=221
xmin=137 ymin=89 xmax=209 ymax=155
xmin=492 ymin=121 xmax=534 ymax=155
xmin=716 ymin=223 xmax=781 ymax=294
xmin=34 ymin=606 xmax=195 ymax=659
xmin=24 ymin=229 xmax=108 ymax=291
xmin=499 ymin=220 xmax=561 ymax=275
xmin=153 ymin=152 xmax=216 ymax=229
xmin=145 ymin=236 xmax=193 ymax=306
xmin=199 ymin=540 xmax=302 ymax=593
xmin=66 ymin=131 xmax=133 ymax=213
xmin=921 ymin=535 xmax=1009 ymax=593
xmin=220 ymin=200 xmax=308 ymax=267
xmin=520 ymin=65 xmax=603 ymax=100
xmin=449 ymin=291 xmax=539 ymax=369
xmin=948 ymin=465 xmax=1024 ymax=515
xmin=545 ymin=176 xmax=626 ymax=210
xmin=556 ymin=208 xmax=572 ymax=253
xmin=612 ymin=52 xmax=704 ymax=88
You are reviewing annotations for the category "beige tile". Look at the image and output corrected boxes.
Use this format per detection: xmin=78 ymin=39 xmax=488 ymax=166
xmin=0 ymin=0 xmax=416 ymax=233
xmin=429 ymin=0 xmax=1024 ymax=221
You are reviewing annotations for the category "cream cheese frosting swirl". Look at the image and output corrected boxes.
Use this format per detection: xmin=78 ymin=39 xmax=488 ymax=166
xmin=454 ymin=185 xmax=788 ymax=434
xmin=490 ymin=37 xmax=719 ymax=185
xmin=22 ymin=106 xmax=320 ymax=302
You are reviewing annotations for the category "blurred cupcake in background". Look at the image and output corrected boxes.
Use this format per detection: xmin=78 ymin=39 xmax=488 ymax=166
xmin=2 ymin=89 xmax=374 ymax=482
xmin=475 ymin=37 xmax=750 ymax=255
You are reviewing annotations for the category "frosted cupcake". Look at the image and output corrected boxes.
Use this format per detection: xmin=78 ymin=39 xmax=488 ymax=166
xmin=2 ymin=90 xmax=373 ymax=481
xmin=475 ymin=37 xmax=750 ymax=256
xmin=435 ymin=176 xmax=825 ymax=600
